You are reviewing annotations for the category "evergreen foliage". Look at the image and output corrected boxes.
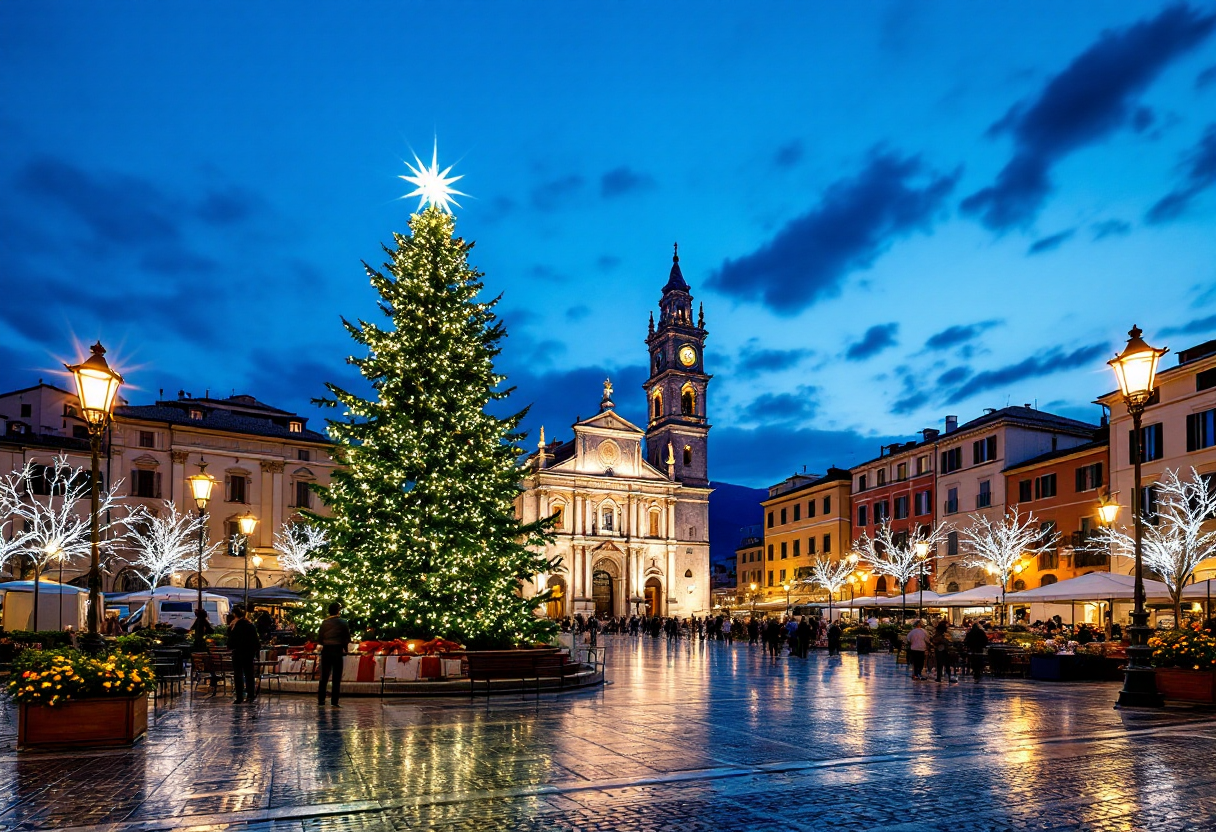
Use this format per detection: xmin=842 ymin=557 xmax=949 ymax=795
xmin=300 ymin=207 xmax=556 ymax=648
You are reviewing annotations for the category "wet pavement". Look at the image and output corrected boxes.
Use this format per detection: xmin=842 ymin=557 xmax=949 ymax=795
xmin=3 ymin=636 xmax=1216 ymax=831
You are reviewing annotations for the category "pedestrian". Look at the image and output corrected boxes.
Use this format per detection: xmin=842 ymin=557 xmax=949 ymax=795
xmin=907 ymin=619 xmax=928 ymax=680
xmin=317 ymin=601 xmax=351 ymax=707
xmin=748 ymin=617 xmax=759 ymax=645
xmin=189 ymin=606 xmax=213 ymax=642
xmin=764 ymin=618 xmax=781 ymax=658
xmin=228 ymin=604 xmax=260 ymax=704
xmin=826 ymin=620 xmax=842 ymax=656
xmin=963 ymin=621 xmax=988 ymax=683
xmin=796 ymin=617 xmax=811 ymax=658
xmin=932 ymin=620 xmax=956 ymax=683
xmin=256 ymin=609 xmax=275 ymax=641
xmin=722 ymin=616 xmax=732 ymax=643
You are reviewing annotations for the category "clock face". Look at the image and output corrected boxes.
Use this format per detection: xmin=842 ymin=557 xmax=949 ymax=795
xmin=678 ymin=345 xmax=697 ymax=367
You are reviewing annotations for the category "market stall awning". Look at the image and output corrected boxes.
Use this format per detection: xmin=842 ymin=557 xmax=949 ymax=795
xmin=0 ymin=580 xmax=88 ymax=596
xmin=1005 ymin=571 xmax=1171 ymax=603
xmin=1182 ymin=579 xmax=1216 ymax=599
xmin=838 ymin=596 xmax=883 ymax=608
xmin=935 ymin=585 xmax=1003 ymax=608
xmin=871 ymin=590 xmax=946 ymax=607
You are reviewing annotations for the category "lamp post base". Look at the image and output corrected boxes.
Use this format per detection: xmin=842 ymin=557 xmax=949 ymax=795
xmin=1116 ymin=666 xmax=1164 ymax=709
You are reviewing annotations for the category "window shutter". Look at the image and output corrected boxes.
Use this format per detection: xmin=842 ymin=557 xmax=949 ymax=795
xmin=1095 ymin=463 xmax=1103 ymax=488
xmin=1075 ymin=467 xmax=1084 ymax=493
xmin=155 ymin=472 xmax=162 ymax=499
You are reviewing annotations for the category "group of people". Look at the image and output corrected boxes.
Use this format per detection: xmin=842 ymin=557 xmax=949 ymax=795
xmin=905 ymin=619 xmax=991 ymax=683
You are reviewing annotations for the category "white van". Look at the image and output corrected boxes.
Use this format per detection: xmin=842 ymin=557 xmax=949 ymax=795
xmin=119 ymin=587 xmax=229 ymax=631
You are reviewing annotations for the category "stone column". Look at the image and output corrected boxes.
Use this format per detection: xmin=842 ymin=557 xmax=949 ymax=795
xmin=260 ymin=460 xmax=285 ymax=550
xmin=170 ymin=450 xmax=190 ymax=507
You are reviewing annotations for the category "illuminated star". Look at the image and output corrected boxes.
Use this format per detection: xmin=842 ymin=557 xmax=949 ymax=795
xmin=399 ymin=139 xmax=468 ymax=214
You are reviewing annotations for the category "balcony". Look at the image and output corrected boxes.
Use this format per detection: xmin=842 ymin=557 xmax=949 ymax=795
xmin=1038 ymin=551 xmax=1059 ymax=571
xmin=1073 ymin=549 xmax=1110 ymax=569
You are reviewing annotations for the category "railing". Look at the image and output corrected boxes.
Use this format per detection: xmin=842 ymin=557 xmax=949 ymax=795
xmin=1073 ymin=550 xmax=1110 ymax=568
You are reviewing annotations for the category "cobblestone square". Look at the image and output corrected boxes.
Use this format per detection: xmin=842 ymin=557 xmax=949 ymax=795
xmin=4 ymin=637 xmax=1216 ymax=831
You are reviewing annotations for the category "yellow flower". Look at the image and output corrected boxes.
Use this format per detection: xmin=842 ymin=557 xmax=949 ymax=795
xmin=103 ymin=681 xmax=112 ymax=688
xmin=53 ymin=675 xmax=61 ymax=681
xmin=41 ymin=682 xmax=51 ymax=688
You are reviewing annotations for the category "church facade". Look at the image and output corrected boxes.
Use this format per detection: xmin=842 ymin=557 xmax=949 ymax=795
xmin=516 ymin=248 xmax=713 ymax=618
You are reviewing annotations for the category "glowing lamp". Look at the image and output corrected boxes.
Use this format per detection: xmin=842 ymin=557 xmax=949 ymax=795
xmin=1097 ymin=503 xmax=1120 ymax=526
xmin=65 ymin=342 xmax=124 ymax=428
xmin=687 ymin=584 xmax=696 ymax=594
xmin=186 ymin=462 xmax=217 ymax=511
xmin=847 ymin=553 xmax=859 ymax=564
xmin=749 ymin=582 xmax=757 ymax=592
xmin=237 ymin=512 xmax=259 ymax=537
xmin=251 ymin=554 xmax=263 ymax=569
xmin=914 ymin=541 xmax=931 ymax=559
xmin=1108 ymin=326 xmax=1167 ymax=407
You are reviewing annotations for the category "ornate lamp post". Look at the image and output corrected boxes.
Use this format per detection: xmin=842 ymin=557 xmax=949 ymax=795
xmin=915 ymin=540 xmax=931 ymax=619
xmin=782 ymin=582 xmax=791 ymax=615
xmin=66 ymin=342 xmax=123 ymax=651
xmin=749 ymin=582 xmax=758 ymax=615
xmin=237 ymin=512 xmax=259 ymax=610
xmin=185 ymin=461 xmax=217 ymax=649
xmin=1109 ymin=325 xmax=1167 ymax=709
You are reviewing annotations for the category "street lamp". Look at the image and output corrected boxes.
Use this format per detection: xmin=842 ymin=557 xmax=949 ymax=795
xmin=782 ymin=582 xmax=791 ymax=614
xmin=749 ymin=582 xmax=758 ymax=615
xmin=186 ymin=460 xmax=217 ymax=649
xmin=914 ymin=540 xmax=931 ymax=619
xmin=65 ymin=342 xmax=123 ymax=651
xmin=237 ymin=512 xmax=259 ymax=610
xmin=1109 ymin=325 xmax=1168 ymax=709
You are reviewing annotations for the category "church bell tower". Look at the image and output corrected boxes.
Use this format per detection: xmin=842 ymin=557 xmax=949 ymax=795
xmin=643 ymin=244 xmax=711 ymax=486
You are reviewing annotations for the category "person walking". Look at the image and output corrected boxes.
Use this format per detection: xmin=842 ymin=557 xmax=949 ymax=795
xmin=907 ymin=620 xmax=929 ymax=680
xmin=189 ymin=606 xmax=213 ymax=643
xmin=826 ymin=620 xmax=842 ymax=656
xmin=228 ymin=605 xmax=261 ymax=704
xmin=317 ymin=601 xmax=351 ymax=707
xmin=764 ymin=618 xmax=781 ymax=659
xmin=963 ymin=621 xmax=988 ymax=683
xmin=796 ymin=617 xmax=811 ymax=659
xmin=932 ymin=620 xmax=956 ymax=683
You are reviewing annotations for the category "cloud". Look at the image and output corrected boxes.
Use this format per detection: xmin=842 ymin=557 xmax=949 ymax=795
xmin=494 ymin=363 xmax=651 ymax=444
xmin=196 ymin=186 xmax=263 ymax=225
xmin=1197 ymin=64 xmax=1216 ymax=88
xmin=1027 ymin=228 xmax=1076 ymax=255
xmin=925 ymin=320 xmax=1001 ymax=351
xmin=711 ymin=425 xmax=904 ymax=486
xmin=709 ymin=149 xmax=959 ymax=314
xmin=565 ymin=305 xmax=591 ymax=322
xmin=1145 ymin=123 xmax=1216 ymax=223
xmin=737 ymin=340 xmax=814 ymax=373
xmin=846 ymin=323 xmax=900 ymax=361
xmin=530 ymin=175 xmax=584 ymax=211
xmin=740 ymin=386 xmax=820 ymax=426
xmin=1091 ymin=218 xmax=1132 ymax=239
xmin=946 ymin=342 xmax=1109 ymax=403
xmin=961 ymin=4 xmax=1215 ymax=231
xmin=596 ymin=255 xmax=622 ymax=272
xmin=937 ymin=366 xmax=972 ymax=387
xmin=600 ymin=167 xmax=655 ymax=198
xmin=1161 ymin=313 xmax=1216 ymax=336
xmin=773 ymin=140 xmax=804 ymax=169
xmin=890 ymin=390 xmax=930 ymax=416
xmin=526 ymin=264 xmax=568 ymax=283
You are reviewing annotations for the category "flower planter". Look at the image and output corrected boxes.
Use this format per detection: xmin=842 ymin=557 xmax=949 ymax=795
xmin=17 ymin=694 xmax=148 ymax=751
xmin=1154 ymin=668 xmax=1216 ymax=704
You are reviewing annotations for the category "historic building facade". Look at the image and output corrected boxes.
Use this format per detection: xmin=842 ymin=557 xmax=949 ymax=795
xmin=516 ymin=250 xmax=713 ymax=618
xmin=759 ymin=469 xmax=852 ymax=603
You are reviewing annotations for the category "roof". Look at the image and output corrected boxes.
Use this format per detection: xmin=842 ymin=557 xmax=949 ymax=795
xmin=761 ymin=467 xmax=852 ymax=504
xmin=0 ymin=382 xmax=77 ymax=399
xmin=1002 ymin=428 xmax=1108 ymax=474
xmin=662 ymin=248 xmax=690 ymax=294
xmin=117 ymin=403 xmax=329 ymax=444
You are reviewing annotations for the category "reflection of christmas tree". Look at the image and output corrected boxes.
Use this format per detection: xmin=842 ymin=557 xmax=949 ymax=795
xmin=301 ymin=206 xmax=555 ymax=648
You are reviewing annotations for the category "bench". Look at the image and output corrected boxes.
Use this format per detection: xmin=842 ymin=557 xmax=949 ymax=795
xmin=466 ymin=649 xmax=582 ymax=697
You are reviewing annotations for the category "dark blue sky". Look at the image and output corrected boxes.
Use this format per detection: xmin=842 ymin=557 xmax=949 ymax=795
xmin=2 ymin=3 xmax=1214 ymax=487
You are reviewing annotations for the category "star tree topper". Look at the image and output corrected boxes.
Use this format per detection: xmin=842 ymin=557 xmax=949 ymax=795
xmin=400 ymin=139 xmax=468 ymax=214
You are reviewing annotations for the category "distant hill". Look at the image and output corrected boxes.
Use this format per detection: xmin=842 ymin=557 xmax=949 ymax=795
xmin=708 ymin=480 xmax=767 ymax=585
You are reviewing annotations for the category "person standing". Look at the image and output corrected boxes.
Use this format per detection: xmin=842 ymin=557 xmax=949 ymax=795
xmin=189 ymin=607 xmax=213 ymax=642
xmin=228 ymin=605 xmax=261 ymax=704
xmin=932 ymin=620 xmax=955 ymax=683
xmin=963 ymin=621 xmax=988 ymax=683
xmin=906 ymin=620 xmax=929 ymax=680
xmin=795 ymin=617 xmax=811 ymax=659
xmin=317 ymin=602 xmax=351 ymax=707
xmin=826 ymin=620 xmax=842 ymax=656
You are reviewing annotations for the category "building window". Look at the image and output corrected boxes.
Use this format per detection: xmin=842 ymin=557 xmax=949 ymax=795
xmin=767 ymin=512 xmax=774 ymax=529
xmin=226 ymin=474 xmax=248 ymax=504
xmin=189 ymin=409 xmax=204 ymax=420
xmin=683 ymin=445 xmax=692 ymax=466
xmin=648 ymin=511 xmax=660 ymax=537
xmin=793 ymin=539 xmax=800 ymax=558
xmin=72 ymin=425 xmax=89 ymax=439
xmin=1018 ymin=479 xmax=1032 ymax=503
xmin=1130 ymin=423 xmax=1164 ymax=463
xmin=1198 ymin=367 xmax=1216 ymax=392
xmin=793 ymin=504 xmax=800 ymax=522
xmin=298 ymin=449 xmax=311 ymax=462
xmin=779 ymin=569 xmax=786 ymax=583
xmin=823 ymin=533 xmax=831 ymax=554
xmin=138 ymin=431 xmax=155 ymax=449
xmin=914 ymin=490 xmax=931 ymax=516
xmin=294 ymin=480 xmax=312 ymax=509
xmin=767 ymin=570 xmax=773 ymax=587
xmin=808 ymin=537 xmax=817 ymax=555
xmin=945 ymin=488 xmax=958 ymax=515
xmin=876 ymin=469 xmax=886 ymax=486
xmin=874 ymin=500 xmax=890 ymax=523
xmin=20 ymin=404 xmax=31 ymax=417
xmin=1140 ymin=486 xmax=1158 ymax=524
xmin=1075 ymin=463 xmax=1103 ymax=492
xmin=780 ymin=508 xmax=787 ymax=525
xmin=894 ymin=495 xmax=909 ymax=520
xmin=917 ymin=455 xmax=929 ymax=475
xmin=897 ymin=462 xmax=907 ymax=481
xmin=1187 ymin=409 xmax=1216 ymax=452
xmin=601 ymin=509 xmax=614 ymax=532
xmin=808 ymin=500 xmax=816 ymax=518
xmin=857 ymin=504 xmax=868 ymax=526
xmin=858 ymin=474 xmax=867 ymax=491
xmin=823 ymin=495 xmax=831 ymax=514
xmin=941 ymin=447 xmax=962 ymax=473
xmin=767 ymin=544 xmax=773 ymax=561
xmin=132 ymin=469 xmax=160 ymax=499
xmin=972 ymin=436 xmax=997 ymax=465
xmin=977 ymin=480 xmax=991 ymax=509
xmin=289 ymin=421 xmax=303 ymax=433
xmin=1034 ymin=473 xmax=1057 ymax=500
xmin=780 ymin=541 xmax=788 ymax=559
xmin=947 ymin=531 xmax=959 ymax=556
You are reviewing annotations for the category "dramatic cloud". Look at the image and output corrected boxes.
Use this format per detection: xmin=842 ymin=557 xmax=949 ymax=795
xmin=740 ymin=386 xmax=820 ymax=426
xmin=737 ymin=341 xmax=814 ymax=374
xmin=530 ymin=174 xmax=584 ymax=211
xmin=710 ymin=149 xmax=959 ymax=314
xmin=925 ymin=320 xmax=1001 ymax=351
xmin=1161 ymin=313 xmax=1216 ymax=337
xmin=946 ymin=342 xmax=1109 ymax=403
xmin=1091 ymin=219 xmax=1132 ymax=239
xmin=846 ymin=323 xmax=900 ymax=361
xmin=1027 ymin=228 xmax=1076 ymax=255
xmin=1197 ymin=64 xmax=1216 ymax=88
xmin=890 ymin=391 xmax=930 ymax=416
xmin=1146 ymin=123 xmax=1216 ymax=223
xmin=773 ymin=140 xmax=804 ymax=169
xmin=937 ymin=366 xmax=972 ymax=387
xmin=600 ymin=167 xmax=656 ymax=198
xmin=961 ymin=4 xmax=1215 ymax=231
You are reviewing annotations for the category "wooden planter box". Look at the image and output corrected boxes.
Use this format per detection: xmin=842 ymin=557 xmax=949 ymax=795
xmin=18 ymin=694 xmax=148 ymax=751
xmin=1154 ymin=668 xmax=1216 ymax=704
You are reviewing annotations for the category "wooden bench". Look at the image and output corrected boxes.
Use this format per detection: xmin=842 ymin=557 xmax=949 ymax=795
xmin=465 ymin=649 xmax=582 ymax=697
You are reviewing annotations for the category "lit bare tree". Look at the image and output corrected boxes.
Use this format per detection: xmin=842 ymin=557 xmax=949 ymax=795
xmin=855 ymin=520 xmax=952 ymax=620
xmin=805 ymin=555 xmax=857 ymax=620
xmin=273 ymin=521 xmax=330 ymax=576
xmin=1098 ymin=467 xmax=1216 ymax=627
xmin=123 ymin=501 xmax=219 ymax=590
xmin=961 ymin=507 xmax=1059 ymax=621
xmin=0 ymin=455 xmax=126 ymax=628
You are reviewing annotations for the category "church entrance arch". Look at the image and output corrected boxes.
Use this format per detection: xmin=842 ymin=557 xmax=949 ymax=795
xmin=644 ymin=577 xmax=662 ymax=617
xmin=592 ymin=570 xmax=614 ymax=617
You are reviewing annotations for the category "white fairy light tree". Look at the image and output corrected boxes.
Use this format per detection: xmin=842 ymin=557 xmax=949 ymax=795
xmin=273 ymin=521 xmax=330 ymax=577
xmin=855 ymin=520 xmax=952 ymax=621
xmin=1098 ymin=467 xmax=1216 ymax=628
xmin=805 ymin=555 xmax=857 ymax=620
xmin=123 ymin=501 xmax=218 ymax=590
xmin=960 ymin=506 xmax=1059 ymax=621
xmin=0 ymin=455 xmax=126 ymax=629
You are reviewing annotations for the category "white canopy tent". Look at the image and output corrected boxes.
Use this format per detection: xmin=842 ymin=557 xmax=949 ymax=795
xmin=935 ymin=585 xmax=1003 ymax=608
xmin=837 ymin=596 xmax=882 ymax=608
xmin=1005 ymin=571 xmax=1172 ymax=603
xmin=872 ymin=590 xmax=946 ymax=607
xmin=0 ymin=580 xmax=90 ymax=631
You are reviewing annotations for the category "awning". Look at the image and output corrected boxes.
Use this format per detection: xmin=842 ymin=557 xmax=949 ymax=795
xmin=872 ymin=590 xmax=946 ymax=607
xmin=935 ymin=585 xmax=1003 ymax=608
xmin=1005 ymin=570 xmax=1172 ymax=603
xmin=0 ymin=580 xmax=88 ymax=596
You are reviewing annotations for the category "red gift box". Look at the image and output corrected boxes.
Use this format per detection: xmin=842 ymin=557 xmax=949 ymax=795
xmin=419 ymin=656 xmax=442 ymax=679
xmin=357 ymin=655 xmax=377 ymax=683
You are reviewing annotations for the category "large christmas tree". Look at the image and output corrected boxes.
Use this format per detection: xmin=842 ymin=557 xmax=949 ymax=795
xmin=302 ymin=205 xmax=556 ymax=649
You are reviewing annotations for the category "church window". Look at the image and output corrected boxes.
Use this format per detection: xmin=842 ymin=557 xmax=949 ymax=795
xmin=652 ymin=391 xmax=663 ymax=420
xmin=551 ymin=504 xmax=565 ymax=529
xmin=684 ymin=569 xmax=693 ymax=578
xmin=648 ymin=510 xmax=660 ymax=537
xmin=681 ymin=388 xmax=696 ymax=415
xmin=683 ymin=445 xmax=692 ymax=466
xmin=601 ymin=508 xmax=614 ymax=532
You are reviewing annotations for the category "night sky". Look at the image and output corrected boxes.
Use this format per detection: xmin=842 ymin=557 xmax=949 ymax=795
xmin=2 ymin=3 xmax=1214 ymax=488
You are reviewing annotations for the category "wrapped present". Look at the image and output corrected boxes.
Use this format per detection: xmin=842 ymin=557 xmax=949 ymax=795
xmin=357 ymin=654 xmax=377 ymax=682
xmin=384 ymin=656 xmax=419 ymax=681
xmin=419 ymin=656 xmax=442 ymax=679
xmin=341 ymin=655 xmax=361 ymax=681
xmin=441 ymin=658 xmax=463 ymax=678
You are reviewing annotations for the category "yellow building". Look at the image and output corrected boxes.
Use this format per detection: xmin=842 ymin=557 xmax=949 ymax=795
xmin=735 ymin=525 xmax=763 ymax=608
xmin=759 ymin=468 xmax=852 ymax=604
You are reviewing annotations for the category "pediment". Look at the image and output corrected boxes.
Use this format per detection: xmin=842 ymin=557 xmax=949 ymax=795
xmin=574 ymin=409 xmax=644 ymax=435
xmin=131 ymin=454 xmax=160 ymax=468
